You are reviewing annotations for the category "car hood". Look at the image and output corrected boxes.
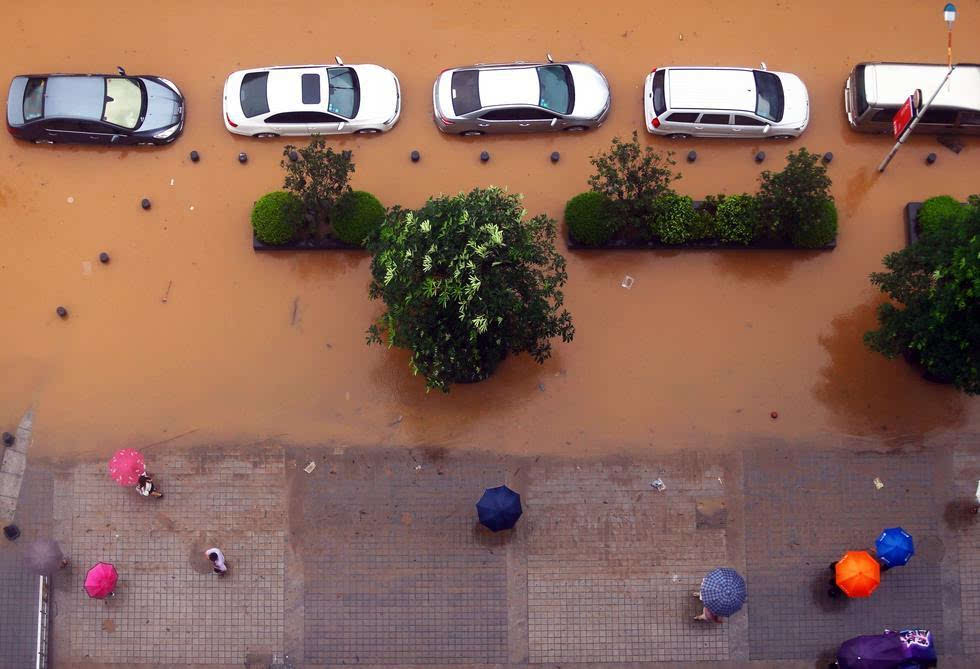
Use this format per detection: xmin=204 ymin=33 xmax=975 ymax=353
xmin=777 ymin=72 xmax=809 ymax=128
xmin=568 ymin=63 xmax=610 ymax=119
xmin=140 ymin=78 xmax=183 ymax=131
xmin=351 ymin=64 xmax=399 ymax=122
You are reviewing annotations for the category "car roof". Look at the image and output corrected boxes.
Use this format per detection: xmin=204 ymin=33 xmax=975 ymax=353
xmin=478 ymin=67 xmax=539 ymax=108
xmin=265 ymin=67 xmax=329 ymax=113
xmin=44 ymin=76 xmax=105 ymax=120
xmin=862 ymin=62 xmax=980 ymax=109
xmin=667 ymin=68 xmax=756 ymax=112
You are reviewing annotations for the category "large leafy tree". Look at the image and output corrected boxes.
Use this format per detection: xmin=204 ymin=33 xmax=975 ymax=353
xmin=366 ymin=187 xmax=574 ymax=392
xmin=864 ymin=195 xmax=980 ymax=394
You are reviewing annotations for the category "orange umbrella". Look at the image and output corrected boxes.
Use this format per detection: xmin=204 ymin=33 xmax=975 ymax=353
xmin=835 ymin=550 xmax=881 ymax=597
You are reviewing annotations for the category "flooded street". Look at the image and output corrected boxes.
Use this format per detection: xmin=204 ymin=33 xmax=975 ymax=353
xmin=1 ymin=0 xmax=978 ymax=458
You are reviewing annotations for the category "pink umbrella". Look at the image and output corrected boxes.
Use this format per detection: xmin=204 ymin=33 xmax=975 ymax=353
xmin=108 ymin=448 xmax=145 ymax=486
xmin=84 ymin=562 xmax=117 ymax=599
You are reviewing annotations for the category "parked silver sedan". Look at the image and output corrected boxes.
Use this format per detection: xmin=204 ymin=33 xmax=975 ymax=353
xmin=432 ymin=56 xmax=610 ymax=135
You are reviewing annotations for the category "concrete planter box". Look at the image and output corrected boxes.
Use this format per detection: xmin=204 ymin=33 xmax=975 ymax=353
xmin=566 ymin=201 xmax=836 ymax=251
xmin=252 ymin=231 xmax=363 ymax=251
xmin=904 ymin=202 xmax=923 ymax=246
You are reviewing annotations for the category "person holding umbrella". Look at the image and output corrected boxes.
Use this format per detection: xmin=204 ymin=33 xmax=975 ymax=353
xmin=84 ymin=562 xmax=118 ymax=600
xmin=874 ymin=527 xmax=914 ymax=571
xmin=693 ymin=567 xmax=746 ymax=623
xmin=476 ymin=485 xmax=522 ymax=532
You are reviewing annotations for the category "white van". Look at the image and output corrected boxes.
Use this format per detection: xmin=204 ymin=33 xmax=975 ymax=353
xmin=844 ymin=62 xmax=980 ymax=134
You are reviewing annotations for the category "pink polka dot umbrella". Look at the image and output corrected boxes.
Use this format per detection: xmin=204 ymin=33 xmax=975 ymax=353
xmin=108 ymin=448 xmax=145 ymax=486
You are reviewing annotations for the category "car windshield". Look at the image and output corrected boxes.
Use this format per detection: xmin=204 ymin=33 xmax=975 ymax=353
xmin=537 ymin=65 xmax=572 ymax=114
xmin=103 ymin=77 xmax=142 ymax=128
xmin=753 ymin=71 xmax=784 ymax=122
xmin=451 ymin=70 xmax=481 ymax=115
xmin=23 ymin=78 xmax=46 ymax=121
xmin=327 ymin=68 xmax=359 ymax=118
xmin=240 ymin=72 xmax=270 ymax=118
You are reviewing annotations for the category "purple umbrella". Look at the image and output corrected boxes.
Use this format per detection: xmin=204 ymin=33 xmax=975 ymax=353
xmin=836 ymin=629 xmax=936 ymax=669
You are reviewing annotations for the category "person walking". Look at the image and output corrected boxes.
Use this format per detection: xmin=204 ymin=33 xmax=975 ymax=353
xmin=136 ymin=473 xmax=163 ymax=498
xmin=205 ymin=547 xmax=228 ymax=576
xmin=692 ymin=567 xmax=746 ymax=623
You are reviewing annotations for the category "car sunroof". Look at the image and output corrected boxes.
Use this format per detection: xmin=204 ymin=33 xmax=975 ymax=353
xmin=302 ymin=73 xmax=321 ymax=104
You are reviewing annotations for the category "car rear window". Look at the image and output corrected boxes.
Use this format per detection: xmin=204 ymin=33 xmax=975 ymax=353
xmin=240 ymin=72 xmax=270 ymax=118
xmin=854 ymin=64 xmax=869 ymax=116
xmin=327 ymin=67 xmax=359 ymax=118
xmin=652 ymin=70 xmax=666 ymax=115
xmin=23 ymin=78 xmax=45 ymax=121
xmin=301 ymin=73 xmax=321 ymax=104
xmin=753 ymin=70 xmax=784 ymax=122
xmin=537 ymin=65 xmax=573 ymax=114
xmin=451 ymin=70 xmax=481 ymax=115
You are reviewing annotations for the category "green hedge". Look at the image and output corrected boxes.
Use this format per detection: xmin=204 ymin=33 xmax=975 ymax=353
xmin=333 ymin=190 xmax=385 ymax=246
xmin=714 ymin=195 xmax=759 ymax=245
xmin=251 ymin=191 xmax=303 ymax=245
xmin=789 ymin=198 xmax=838 ymax=249
xmin=918 ymin=195 xmax=969 ymax=238
xmin=650 ymin=194 xmax=698 ymax=244
xmin=565 ymin=191 xmax=616 ymax=246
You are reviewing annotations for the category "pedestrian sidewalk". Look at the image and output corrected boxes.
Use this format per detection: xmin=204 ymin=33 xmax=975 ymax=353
xmin=0 ymin=434 xmax=976 ymax=667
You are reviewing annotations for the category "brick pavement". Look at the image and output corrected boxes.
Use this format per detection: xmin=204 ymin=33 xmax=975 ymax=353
xmin=0 ymin=436 xmax=976 ymax=667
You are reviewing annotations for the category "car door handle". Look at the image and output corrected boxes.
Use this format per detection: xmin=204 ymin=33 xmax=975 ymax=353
xmin=478 ymin=123 xmax=490 ymax=127
xmin=732 ymin=128 xmax=742 ymax=132
xmin=694 ymin=126 xmax=704 ymax=130
xmin=518 ymin=123 xmax=531 ymax=127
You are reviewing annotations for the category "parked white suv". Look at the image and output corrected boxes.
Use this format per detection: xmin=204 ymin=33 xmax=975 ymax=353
xmin=643 ymin=66 xmax=809 ymax=139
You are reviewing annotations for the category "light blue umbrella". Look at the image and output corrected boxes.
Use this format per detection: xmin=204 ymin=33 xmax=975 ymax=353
xmin=700 ymin=567 xmax=746 ymax=617
xmin=875 ymin=527 xmax=914 ymax=567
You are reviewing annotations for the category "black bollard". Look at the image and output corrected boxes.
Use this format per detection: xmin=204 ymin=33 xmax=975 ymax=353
xmin=480 ymin=151 xmax=490 ymax=162
xmin=755 ymin=151 xmax=766 ymax=163
xmin=56 ymin=306 xmax=68 ymax=319
xmin=687 ymin=150 xmax=697 ymax=163
xmin=189 ymin=150 xmax=200 ymax=163
xmin=288 ymin=150 xmax=299 ymax=162
xmin=550 ymin=151 xmax=560 ymax=163
xmin=2 ymin=432 xmax=13 ymax=447
xmin=99 ymin=252 xmax=110 ymax=264
xmin=822 ymin=152 xmax=833 ymax=164
xmin=3 ymin=525 xmax=20 ymax=541
xmin=140 ymin=198 xmax=151 ymax=210
xmin=238 ymin=152 xmax=248 ymax=164
xmin=926 ymin=153 xmax=937 ymax=165
xmin=410 ymin=150 xmax=420 ymax=162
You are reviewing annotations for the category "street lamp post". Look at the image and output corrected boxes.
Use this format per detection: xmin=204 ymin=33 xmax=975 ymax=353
xmin=878 ymin=3 xmax=957 ymax=173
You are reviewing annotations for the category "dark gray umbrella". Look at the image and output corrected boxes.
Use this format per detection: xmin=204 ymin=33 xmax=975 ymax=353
xmin=24 ymin=538 xmax=64 ymax=575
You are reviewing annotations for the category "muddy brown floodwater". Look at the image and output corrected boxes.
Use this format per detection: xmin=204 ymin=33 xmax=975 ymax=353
xmin=1 ymin=1 xmax=978 ymax=460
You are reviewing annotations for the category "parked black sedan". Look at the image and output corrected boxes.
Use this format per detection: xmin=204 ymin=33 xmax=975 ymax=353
xmin=5 ymin=68 xmax=184 ymax=145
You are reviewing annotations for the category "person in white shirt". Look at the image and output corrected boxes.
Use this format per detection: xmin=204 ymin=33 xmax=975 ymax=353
xmin=205 ymin=548 xmax=228 ymax=576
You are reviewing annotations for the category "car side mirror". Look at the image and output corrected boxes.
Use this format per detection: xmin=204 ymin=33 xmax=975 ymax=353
xmin=110 ymin=135 xmax=122 ymax=144
xmin=760 ymin=61 xmax=768 ymax=71
xmin=335 ymin=56 xmax=344 ymax=65
xmin=762 ymin=125 xmax=770 ymax=134
xmin=550 ymin=118 xmax=557 ymax=127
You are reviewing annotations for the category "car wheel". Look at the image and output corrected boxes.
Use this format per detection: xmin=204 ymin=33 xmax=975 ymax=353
xmin=33 ymin=139 xmax=55 ymax=145
xmin=253 ymin=133 xmax=279 ymax=138
xmin=666 ymin=133 xmax=691 ymax=140
xmin=461 ymin=131 xmax=484 ymax=137
xmin=355 ymin=129 xmax=380 ymax=134
xmin=769 ymin=134 xmax=795 ymax=140
xmin=563 ymin=126 xmax=588 ymax=132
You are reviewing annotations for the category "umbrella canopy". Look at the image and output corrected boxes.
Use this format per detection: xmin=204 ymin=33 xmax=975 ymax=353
xmin=875 ymin=527 xmax=915 ymax=567
xmin=476 ymin=485 xmax=522 ymax=532
xmin=837 ymin=629 xmax=936 ymax=669
xmin=84 ymin=562 xmax=117 ymax=599
xmin=108 ymin=448 xmax=145 ymax=486
xmin=23 ymin=538 xmax=64 ymax=575
xmin=700 ymin=567 xmax=747 ymax=617
xmin=836 ymin=550 xmax=881 ymax=598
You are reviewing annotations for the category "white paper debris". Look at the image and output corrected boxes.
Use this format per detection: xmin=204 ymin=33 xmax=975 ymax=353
xmin=67 ymin=196 xmax=75 ymax=204
xmin=651 ymin=478 xmax=666 ymax=491
xmin=303 ymin=461 xmax=316 ymax=474
xmin=621 ymin=275 xmax=634 ymax=289
xmin=873 ymin=477 xmax=884 ymax=490
xmin=170 ymin=178 xmax=175 ymax=186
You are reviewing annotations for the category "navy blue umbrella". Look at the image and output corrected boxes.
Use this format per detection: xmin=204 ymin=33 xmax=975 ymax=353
xmin=700 ymin=567 xmax=747 ymax=617
xmin=476 ymin=485 xmax=522 ymax=531
xmin=875 ymin=527 xmax=914 ymax=567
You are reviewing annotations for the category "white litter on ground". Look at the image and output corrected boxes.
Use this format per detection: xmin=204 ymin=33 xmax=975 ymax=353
xmin=873 ymin=477 xmax=884 ymax=490
xmin=303 ymin=461 xmax=316 ymax=474
xmin=651 ymin=478 xmax=666 ymax=491
xmin=67 ymin=196 xmax=74 ymax=204
xmin=621 ymin=275 xmax=634 ymax=289
xmin=170 ymin=178 xmax=175 ymax=186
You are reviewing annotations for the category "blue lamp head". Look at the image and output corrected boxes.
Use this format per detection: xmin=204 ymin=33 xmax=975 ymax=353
xmin=944 ymin=3 xmax=957 ymax=29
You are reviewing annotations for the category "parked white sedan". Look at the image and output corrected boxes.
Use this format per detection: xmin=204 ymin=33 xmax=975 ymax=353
xmin=222 ymin=58 xmax=400 ymax=137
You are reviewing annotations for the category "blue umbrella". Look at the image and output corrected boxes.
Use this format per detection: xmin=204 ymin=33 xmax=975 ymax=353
xmin=875 ymin=527 xmax=914 ymax=567
xmin=700 ymin=567 xmax=746 ymax=617
xmin=476 ymin=485 xmax=522 ymax=532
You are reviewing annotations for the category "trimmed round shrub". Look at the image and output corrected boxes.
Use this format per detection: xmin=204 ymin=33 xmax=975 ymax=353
xmin=789 ymin=198 xmax=838 ymax=248
xmin=333 ymin=190 xmax=385 ymax=246
xmin=918 ymin=195 xmax=969 ymax=238
xmin=650 ymin=193 xmax=698 ymax=244
xmin=251 ymin=191 xmax=302 ymax=245
xmin=565 ymin=191 xmax=616 ymax=246
xmin=715 ymin=194 xmax=760 ymax=245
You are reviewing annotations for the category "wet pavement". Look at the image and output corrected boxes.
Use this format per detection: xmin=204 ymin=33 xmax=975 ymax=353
xmin=1 ymin=1 xmax=979 ymax=458
xmin=0 ymin=437 xmax=976 ymax=668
